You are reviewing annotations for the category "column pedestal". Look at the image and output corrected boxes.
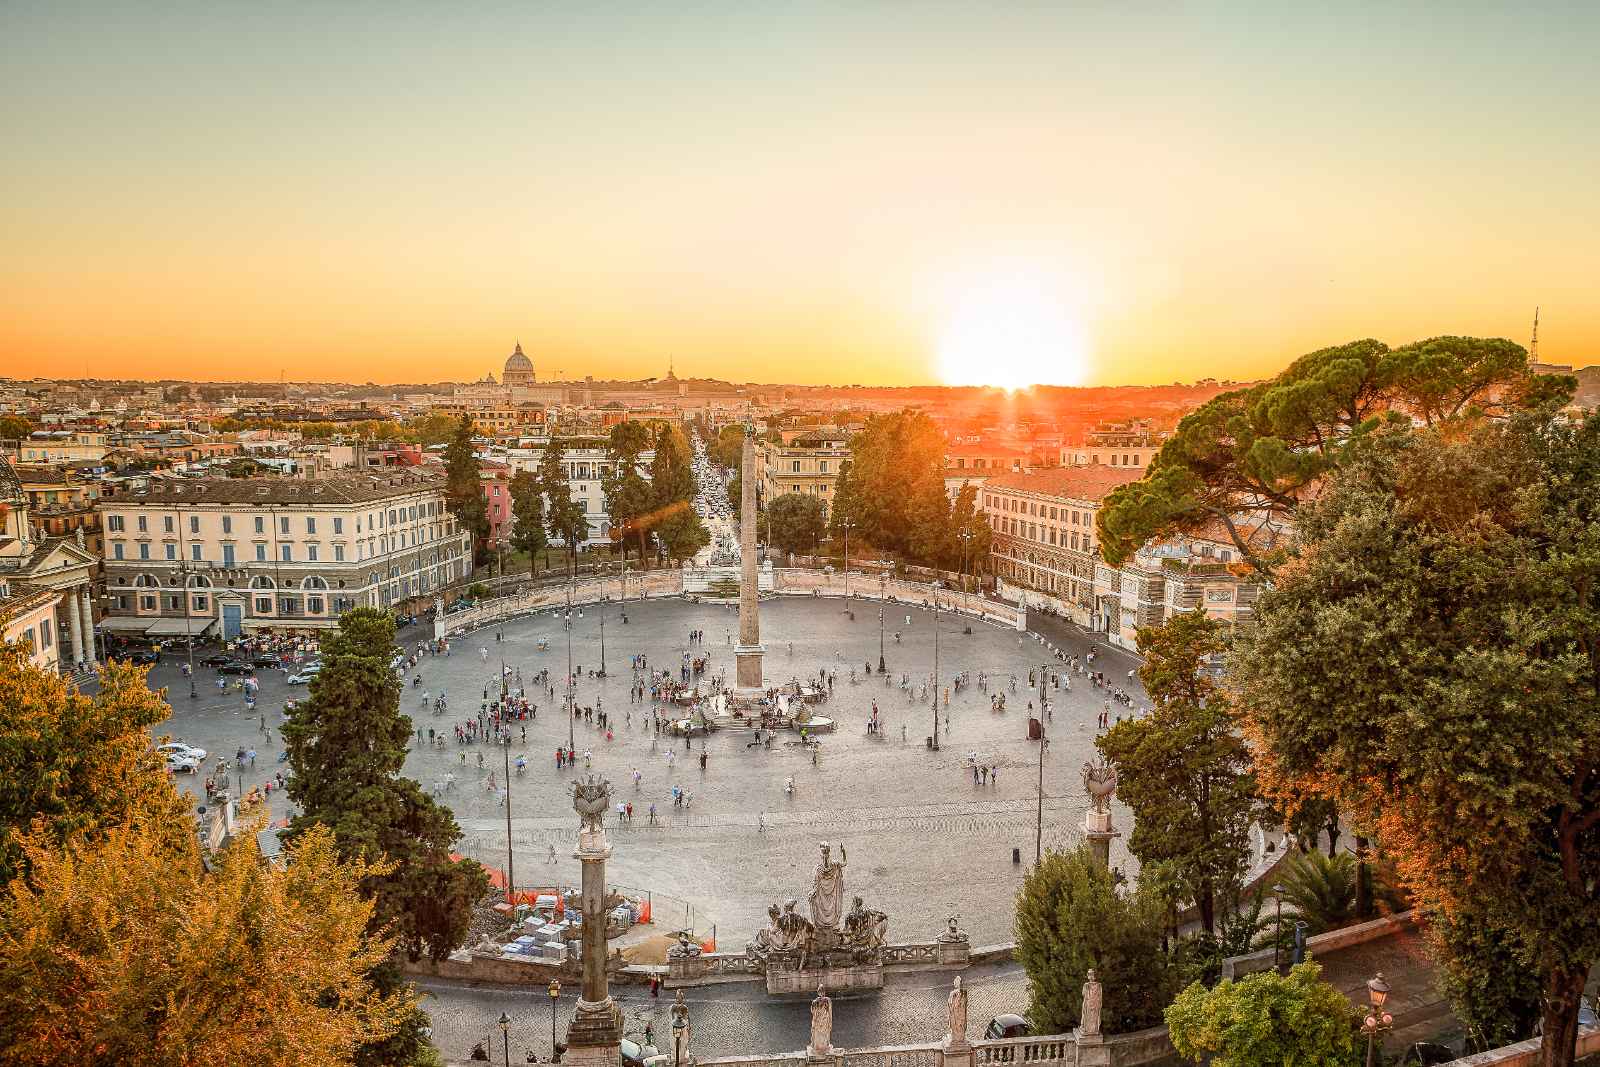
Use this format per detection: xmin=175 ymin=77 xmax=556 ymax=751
xmin=1085 ymin=808 xmax=1119 ymax=869
xmin=65 ymin=590 xmax=85 ymax=668
xmin=565 ymin=782 xmax=622 ymax=1066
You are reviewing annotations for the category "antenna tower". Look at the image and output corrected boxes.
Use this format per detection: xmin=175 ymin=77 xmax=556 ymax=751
xmin=1529 ymin=307 xmax=1540 ymax=362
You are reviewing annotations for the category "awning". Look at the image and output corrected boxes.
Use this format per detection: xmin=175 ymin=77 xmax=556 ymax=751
xmin=144 ymin=617 xmax=218 ymax=637
xmin=240 ymin=617 xmax=340 ymax=631
xmin=97 ymin=617 xmax=152 ymax=634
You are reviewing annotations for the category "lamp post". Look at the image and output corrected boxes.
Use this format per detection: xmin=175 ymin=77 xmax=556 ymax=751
xmin=930 ymin=581 xmax=942 ymax=752
xmin=877 ymin=606 xmax=886 ymax=674
xmin=547 ymin=978 xmax=561 ymax=1059
xmin=1361 ymin=973 xmax=1393 ymax=1067
xmin=841 ymin=520 xmax=852 ymax=601
xmin=498 ymin=1011 xmax=511 ymax=1067
xmin=671 ymin=989 xmax=690 ymax=1067
xmin=1273 ymin=883 xmax=1284 ymax=972
xmin=1035 ymin=663 xmax=1050 ymax=864
xmin=564 ymin=584 xmax=576 ymax=753
xmin=501 ymin=652 xmax=515 ymax=922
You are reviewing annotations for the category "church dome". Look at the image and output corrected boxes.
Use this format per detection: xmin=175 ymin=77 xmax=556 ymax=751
xmin=503 ymin=342 xmax=536 ymax=385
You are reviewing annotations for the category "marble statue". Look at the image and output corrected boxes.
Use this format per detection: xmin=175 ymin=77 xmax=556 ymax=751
xmin=808 ymin=984 xmax=833 ymax=1058
xmin=842 ymin=895 xmax=888 ymax=957
xmin=1081 ymin=759 xmax=1118 ymax=814
xmin=668 ymin=930 xmax=702 ymax=959
xmin=946 ymin=976 xmax=968 ymax=1045
xmin=1081 ymin=969 xmax=1103 ymax=1038
xmin=572 ymin=775 xmax=612 ymax=831
xmin=776 ymin=899 xmax=814 ymax=950
xmin=808 ymin=842 xmax=848 ymax=930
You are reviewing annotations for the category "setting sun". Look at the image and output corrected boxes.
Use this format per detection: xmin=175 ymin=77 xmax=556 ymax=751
xmin=936 ymin=277 xmax=1090 ymax=390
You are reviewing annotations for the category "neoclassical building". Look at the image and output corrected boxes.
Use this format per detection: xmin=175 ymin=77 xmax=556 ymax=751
xmin=96 ymin=471 xmax=470 ymax=639
xmin=0 ymin=459 xmax=99 ymax=674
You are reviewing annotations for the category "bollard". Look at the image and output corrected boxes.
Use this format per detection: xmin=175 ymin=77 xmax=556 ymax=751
xmin=1012 ymin=847 xmax=1021 ymax=864
xmin=926 ymin=736 xmax=933 ymax=749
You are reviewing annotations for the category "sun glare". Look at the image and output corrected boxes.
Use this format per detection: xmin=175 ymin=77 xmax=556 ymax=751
xmin=936 ymin=277 xmax=1089 ymax=390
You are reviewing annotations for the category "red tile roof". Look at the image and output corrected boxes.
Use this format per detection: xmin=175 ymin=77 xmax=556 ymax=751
xmin=982 ymin=466 xmax=1144 ymax=503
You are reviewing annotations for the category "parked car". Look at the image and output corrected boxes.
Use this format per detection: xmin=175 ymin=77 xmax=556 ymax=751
xmin=114 ymin=648 xmax=160 ymax=665
xmin=286 ymin=664 xmax=322 ymax=685
xmin=249 ymin=654 xmax=281 ymax=669
xmin=200 ymin=652 xmax=234 ymax=668
xmin=156 ymin=741 xmax=208 ymax=761
xmin=216 ymin=660 xmax=255 ymax=675
xmin=165 ymin=753 xmax=200 ymax=774
xmin=1397 ymin=1044 xmax=1456 ymax=1066
xmin=984 ymin=1015 xmax=1029 ymax=1040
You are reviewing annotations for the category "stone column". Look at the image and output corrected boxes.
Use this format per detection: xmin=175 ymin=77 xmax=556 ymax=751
xmin=564 ymin=776 xmax=623 ymax=1067
xmin=79 ymin=587 xmax=98 ymax=667
xmin=65 ymin=590 xmax=85 ymax=668
xmin=734 ymin=427 xmax=764 ymax=693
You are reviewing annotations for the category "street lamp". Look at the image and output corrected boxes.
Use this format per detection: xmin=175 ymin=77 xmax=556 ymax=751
xmin=877 ymin=606 xmax=886 ymax=674
xmin=841 ymin=520 xmax=852 ymax=601
xmin=1361 ymin=973 xmax=1393 ymax=1067
xmin=930 ymin=581 xmax=942 ymax=752
xmin=547 ymin=978 xmax=561 ymax=1058
xmin=1034 ymin=663 xmax=1050 ymax=864
xmin=671 ymin=989 xmax=690 ymax=1067
xmin=1273 ymin=883 xmax=1285 ymax=972
xmin=498 ymin=1011 xmax=511 ymax=1067
xmin=501 ymin=653 xmax=515 ymax=924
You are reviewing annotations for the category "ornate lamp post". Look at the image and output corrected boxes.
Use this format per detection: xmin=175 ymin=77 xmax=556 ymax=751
xmin=1034 ymin=662 xmax=1051 ymax=864
xmin=1273 ymin=883 xmax=1285 ymax=972
xmin=498 ymin=1011 xmax=512 ymax=1067
xmin=548 ymin=978 xmax=561 ymax=1059
xmin=1361 ymin=973 xmax=1393 ymax=1067
xmin=930 ymin=581 xmax=942 ymax=752
xmin=877 ymin=606 xmax=886 ymax=674
xmin=501 ymin=652 xmax=515 ymax=919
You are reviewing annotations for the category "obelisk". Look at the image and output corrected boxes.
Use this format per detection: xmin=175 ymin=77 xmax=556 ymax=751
xmin=735 ymin=425 xmax=765 ymax=694
xmin=563 ymin=776 xmax=623 ymax=1067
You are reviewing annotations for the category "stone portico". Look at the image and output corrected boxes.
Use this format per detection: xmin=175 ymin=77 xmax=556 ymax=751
xmin=0 ymin=460 xmax=98 ymax=673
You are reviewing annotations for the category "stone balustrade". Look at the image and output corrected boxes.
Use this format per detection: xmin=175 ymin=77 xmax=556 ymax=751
xmin=667 ymin=939 xmax=969 ymax=988
xmin=973 ymin=1035 xmax=1074 ymax=1065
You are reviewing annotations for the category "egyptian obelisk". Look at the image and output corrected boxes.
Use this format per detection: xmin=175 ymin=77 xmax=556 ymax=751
xmin=735 ymin=424 xmax=765 ymax=694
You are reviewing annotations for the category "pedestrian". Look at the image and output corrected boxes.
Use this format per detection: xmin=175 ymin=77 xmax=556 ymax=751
xmin=548 ymin=844 xmax=557 ymax=864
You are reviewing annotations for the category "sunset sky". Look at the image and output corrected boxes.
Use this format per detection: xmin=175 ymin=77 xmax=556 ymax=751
xmin=3 ymin=3 xmax=1597 ymax=387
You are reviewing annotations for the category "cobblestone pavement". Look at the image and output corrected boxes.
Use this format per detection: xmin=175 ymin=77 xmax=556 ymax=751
xmin=143 ymin=595 xmax=1148 ymax=946
xmin=416 ymin=961 xmax=1031 ymax=1062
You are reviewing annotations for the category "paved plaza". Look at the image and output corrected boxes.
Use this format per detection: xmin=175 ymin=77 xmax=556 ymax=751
xmin=146 ymin=593 xmax=1147 ymax=947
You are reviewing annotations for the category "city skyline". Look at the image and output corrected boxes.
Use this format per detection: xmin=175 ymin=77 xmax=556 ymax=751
xmin=4 ymin=4 xmax=1597 ymax=386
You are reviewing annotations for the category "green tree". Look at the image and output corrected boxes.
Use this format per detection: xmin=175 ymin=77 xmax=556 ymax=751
xmin=708 ymin=425 xmax=745 ymax=470
xmin=0 ymin=415 xmax=34 ymax=441
xmin=508 ymin=469 xmax=548 ymax=575
xmin=1427 ymin=902 xmax=1545 ymax=1053
xmin=766 ymin=493 xmax=826 ymax=555
xmin=948 ymin=482 xmax=993 ymax=582
xmin=906 ymin=480 xmax=954 ymax=567
xmin=1274 ymin=850 xmax=1359 ymax=935
xmin=283 ymin=609 xmax=488 ymax=964
xmin=1165 ymin=961 xmax=1362 ymax=1067
xmin=656 ymin=502 xmax=710 ymax=563
xmin=602 ymin=423 xmax=656 ymax=566
xmin=1096 ymin=336 xmax=1571 ymax=575
xmin=835 ymin=411 xmax=946 ymax=561
xmin=1096 ymin=610 xmax=1257 ymax=934
xmin=1014 ymin=846 xmax=1177 ymax=1034
xmin=442 ymin=416 xmax=489 ymax=566
xmin=538 ymin=442 xmax=588 ymax=576
xmin=409 ymin=412 xmax=461 ymax=447
xmin=1232 ymin=412 xmax=1600 ymax=1066
xmin=0 ymin=652 xmax=190 ymax=887
xmin=649 ymin=424 xmax=696 ymax=508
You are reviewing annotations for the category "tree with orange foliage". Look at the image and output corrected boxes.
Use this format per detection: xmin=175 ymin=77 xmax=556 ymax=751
xmin=1233 ymin=411 xmax=1600 ymax=1066
xmin=0 ymin=819 xmax=410 ymax=1066
xmin=0 ymin=649 xmax=190 ymax=886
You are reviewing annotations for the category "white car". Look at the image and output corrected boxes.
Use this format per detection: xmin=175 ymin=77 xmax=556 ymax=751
xmin=156 ymin=741 xmax=208 ymax=761
xmin=286 ymin=664 xmax=322 ymax=685
xmin=165 ymin=753 xmax=200 ymax=774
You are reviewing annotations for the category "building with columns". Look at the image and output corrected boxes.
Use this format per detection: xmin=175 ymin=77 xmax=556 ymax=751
xmin=96 ymin=471 xmax=470 ymax=640
xmin=0 ymin=460 xmax=99 ymax=673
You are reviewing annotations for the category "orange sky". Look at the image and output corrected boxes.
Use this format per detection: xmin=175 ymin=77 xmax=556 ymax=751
xmin=3 ymin=6 xmax=1596 ymax=386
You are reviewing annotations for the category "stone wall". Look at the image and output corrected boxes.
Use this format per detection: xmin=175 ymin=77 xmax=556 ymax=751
xmin=1220 ymin=909 xmax=1420 ymax=979
xmin=1435 ymin=1026 xmax=1600 ymax=1067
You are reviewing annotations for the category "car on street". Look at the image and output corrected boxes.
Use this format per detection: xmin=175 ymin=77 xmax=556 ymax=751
xmin=249 ymin=653 xmax=281 ymax=669
xmin=215 ymin=660 xmax=255 ymax=675
xmin=156 ymin=741 xmax=208 ymax=761
xmin=984 ymin=1015 xmax=1029 ymax=1040
xmin=200 ymin=652 xmax=235 ymax=668
xmin=286 ymin=664 xmax=322 ymax=684
xmin=620 ymin=1038 xmax=665 ymax=1067
xmin=113 ymin=648 xmax=160 ymax=665
xmin=165 ymin=753 xmax=200 ymax=774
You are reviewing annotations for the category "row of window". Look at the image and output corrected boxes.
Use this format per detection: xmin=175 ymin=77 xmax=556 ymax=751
xmin=985 ymin=494 xmax=1093 ymax=527
xmin=104 ymin=501 xmax=444 ymax=537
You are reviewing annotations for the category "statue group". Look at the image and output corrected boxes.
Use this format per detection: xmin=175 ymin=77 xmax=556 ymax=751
xmin=749 ymin=843 xmax=889 ymax=989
